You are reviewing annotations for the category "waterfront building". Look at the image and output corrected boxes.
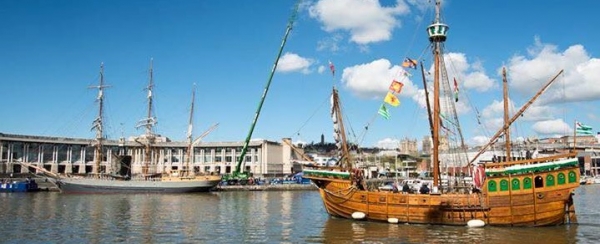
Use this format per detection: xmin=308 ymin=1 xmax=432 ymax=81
xmin=0 ymin=133 xmax=296 ymax=178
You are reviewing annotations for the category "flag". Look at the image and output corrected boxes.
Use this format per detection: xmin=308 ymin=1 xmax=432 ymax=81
xmin=389 ymin=80 xmax=404 ymax=93
xmin=576 ymin=121 xmax=593 ymax=135
xmin=378 ymin=104 xmax=390 ymax=120
xmin=328 ymin=61 xmax=335 ymax=76
xmin=384 ymin=92 xmax=400 ymax=107
xmin=402 ymin=70 xmax=412 ymax=77
xmin=453 ymin=78 xmax=459 ymax=102
xmin=402 ymin=57 xmax=417 ymax=69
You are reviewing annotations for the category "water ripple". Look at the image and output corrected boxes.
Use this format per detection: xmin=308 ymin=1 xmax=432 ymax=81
xmin=1 ymin=186 xmax=599 ymax=243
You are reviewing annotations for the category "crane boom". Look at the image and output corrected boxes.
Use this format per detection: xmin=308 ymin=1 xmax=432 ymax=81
xmin=230 ymin=1 xmax=301 ymax=181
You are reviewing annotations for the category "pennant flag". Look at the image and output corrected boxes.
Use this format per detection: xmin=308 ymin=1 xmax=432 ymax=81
xmin=378 ymin=104 xmax=390 ymax=120
xmin=328 ymin=61 xmax=335 ymax=76
xmin=453 ymin=78 xmax=459 ymax=102
xmin=402 ymin=70 xmax=412 ymax=77
xmin=402 ymin=57 xmax=417 ymax=69
xmin=384 ymin=92 xmax=400 ymax=107
xmin=389 ymin=80 xmax=404 ymax=93
xmin=576 ymin=121 xmax=593 ymax=135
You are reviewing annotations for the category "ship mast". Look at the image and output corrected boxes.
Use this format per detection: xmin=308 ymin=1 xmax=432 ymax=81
xmin=332 ymin=88 xmax=351 ymax=167
xmin=185 ymin=84 xmax=196 ymax=176
xmin=427 ymin=0 xmax=449 ymax=189
xmin=136 ymin=58 xmax=157 ymax=175
xmin=90 ymin=63 xmax=109 ymax=175
xmin=502 ymin=67 xmax=511 ymax=161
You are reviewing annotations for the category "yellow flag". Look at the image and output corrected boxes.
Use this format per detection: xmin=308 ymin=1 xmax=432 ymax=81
xmin=384 ymin=92 xmax=400 ymax=107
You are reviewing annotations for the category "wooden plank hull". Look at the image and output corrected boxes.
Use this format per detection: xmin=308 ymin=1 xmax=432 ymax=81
xmin=307 ymin=166 xmax=579 ymax=227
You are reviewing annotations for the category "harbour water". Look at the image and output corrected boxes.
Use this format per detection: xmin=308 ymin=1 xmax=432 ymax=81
xmin=1 ymin=185 xmax=599 ymax=243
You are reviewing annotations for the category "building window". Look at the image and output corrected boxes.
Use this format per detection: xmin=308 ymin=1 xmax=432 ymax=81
xmin=225 ymin=156 xmax=232 ymax=162
xmin=215 ymin=156 xmax=222 ymax=162
xmin=246 ymin=155 xmax=252 ymax=162
xmin=204 ymin=166 xmax=211 ymax=172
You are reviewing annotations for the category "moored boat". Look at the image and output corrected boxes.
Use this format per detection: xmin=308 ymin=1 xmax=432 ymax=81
xmin=303 ymin=0 xmax=580 ymax=227
xmin=0 ymin=177 xmax=40 ymax=193
xmin=21 ymin=61 xmax=221 ymax=193
xmin=54 ymin=174 xmax=220 ymax=193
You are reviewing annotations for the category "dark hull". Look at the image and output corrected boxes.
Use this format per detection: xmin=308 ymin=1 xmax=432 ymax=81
xmin=0 ymin=181 xmax=40 ymax=193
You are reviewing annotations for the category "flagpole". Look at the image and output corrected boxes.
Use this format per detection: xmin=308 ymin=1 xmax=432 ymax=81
xmin=573 ymin=120 xmax=576 ymax=152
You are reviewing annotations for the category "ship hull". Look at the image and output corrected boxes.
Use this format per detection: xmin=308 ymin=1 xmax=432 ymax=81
xmin=304 ymin=160 xmax=580 ymax=227
xmin=56 ymin=176 xmax=221 ymax=194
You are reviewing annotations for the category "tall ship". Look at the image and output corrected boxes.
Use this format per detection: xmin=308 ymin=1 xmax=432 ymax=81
xmin=24 ymin=61 xmax=221 ymax=193
xmin=303 ymin=0 xmax=580 ymax=226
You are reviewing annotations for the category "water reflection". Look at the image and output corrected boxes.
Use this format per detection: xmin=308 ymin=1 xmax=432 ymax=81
xmin=0 ymin=186 xmax=598 ymax=243
xmin=320 ymin=217 xmax=579 ymax=244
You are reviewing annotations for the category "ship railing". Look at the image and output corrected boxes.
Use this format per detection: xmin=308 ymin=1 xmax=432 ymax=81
xmin=483 ymin=152 xmax=576 ymax=170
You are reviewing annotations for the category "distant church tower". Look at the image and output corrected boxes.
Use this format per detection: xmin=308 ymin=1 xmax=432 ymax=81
xmin=321 ymin=134 xmax=325 ymax=144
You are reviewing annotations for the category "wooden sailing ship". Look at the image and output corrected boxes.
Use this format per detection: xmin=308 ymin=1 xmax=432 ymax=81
xmin=303 ymin=0 xmax=580 ymax=226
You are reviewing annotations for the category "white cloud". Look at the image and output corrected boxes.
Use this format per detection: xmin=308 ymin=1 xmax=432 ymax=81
xmin=308 ymin=0 xmax=410 ymax=45
xmin=277 ymin=52 xmax=313 ymax=74
xmin=376 ymin=137 xmax=399 ymax=149
xmin=316 ymin=34 xmax=344 ymax=52
xmin=520 ymin=104 xmax=556 ymax=121
xmin=506 ymin=37 xmax=600 ymax=104
xmin=341 ymin=59 xmax=419 ymax=98
xmin=475 ymin=97 xmax=558 ymax=134
xmin=531 ymin=119 xmax=570 ymax=135
xmin=470 ymin=136 xmax=490 ymax=146
xmin=317 ymin=65 xmax=326 ymax=74
xmin=437 ymin=53 xmax=496 ymax=92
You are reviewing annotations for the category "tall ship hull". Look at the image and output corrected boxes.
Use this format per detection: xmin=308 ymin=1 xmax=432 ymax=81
xmin=56 ymin=175 xmax=221 ymax=194
xmin=305 ymin=156 xmax=579 ymax=226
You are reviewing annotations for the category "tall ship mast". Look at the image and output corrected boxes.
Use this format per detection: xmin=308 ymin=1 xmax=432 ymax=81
xmin=135 ymin=58 xmax=158 ymax=175
xmin=90 ymin=63 xmax=109 ymax=175
xmin=185 ymin=84 xmax=197 ymax=176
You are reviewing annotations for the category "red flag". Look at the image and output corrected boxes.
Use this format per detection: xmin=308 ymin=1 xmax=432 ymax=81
xmin=389 ymin=80 xmax=404 ymax=93
xmin=328 ymin=61 xmax=335 ymax=76
xmin=453 ymin=78 xmax=459 ymax=102
xmin=453 ymin=78 xmax=459 ymax=92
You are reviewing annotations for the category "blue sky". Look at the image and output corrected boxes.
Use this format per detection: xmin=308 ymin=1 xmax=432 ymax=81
xmin=1 ymin=0 xmax=599 ymax=149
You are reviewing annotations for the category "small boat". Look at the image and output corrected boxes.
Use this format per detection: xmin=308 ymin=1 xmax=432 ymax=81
xmin=0 ymin=178 xmax=40 ymax=193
